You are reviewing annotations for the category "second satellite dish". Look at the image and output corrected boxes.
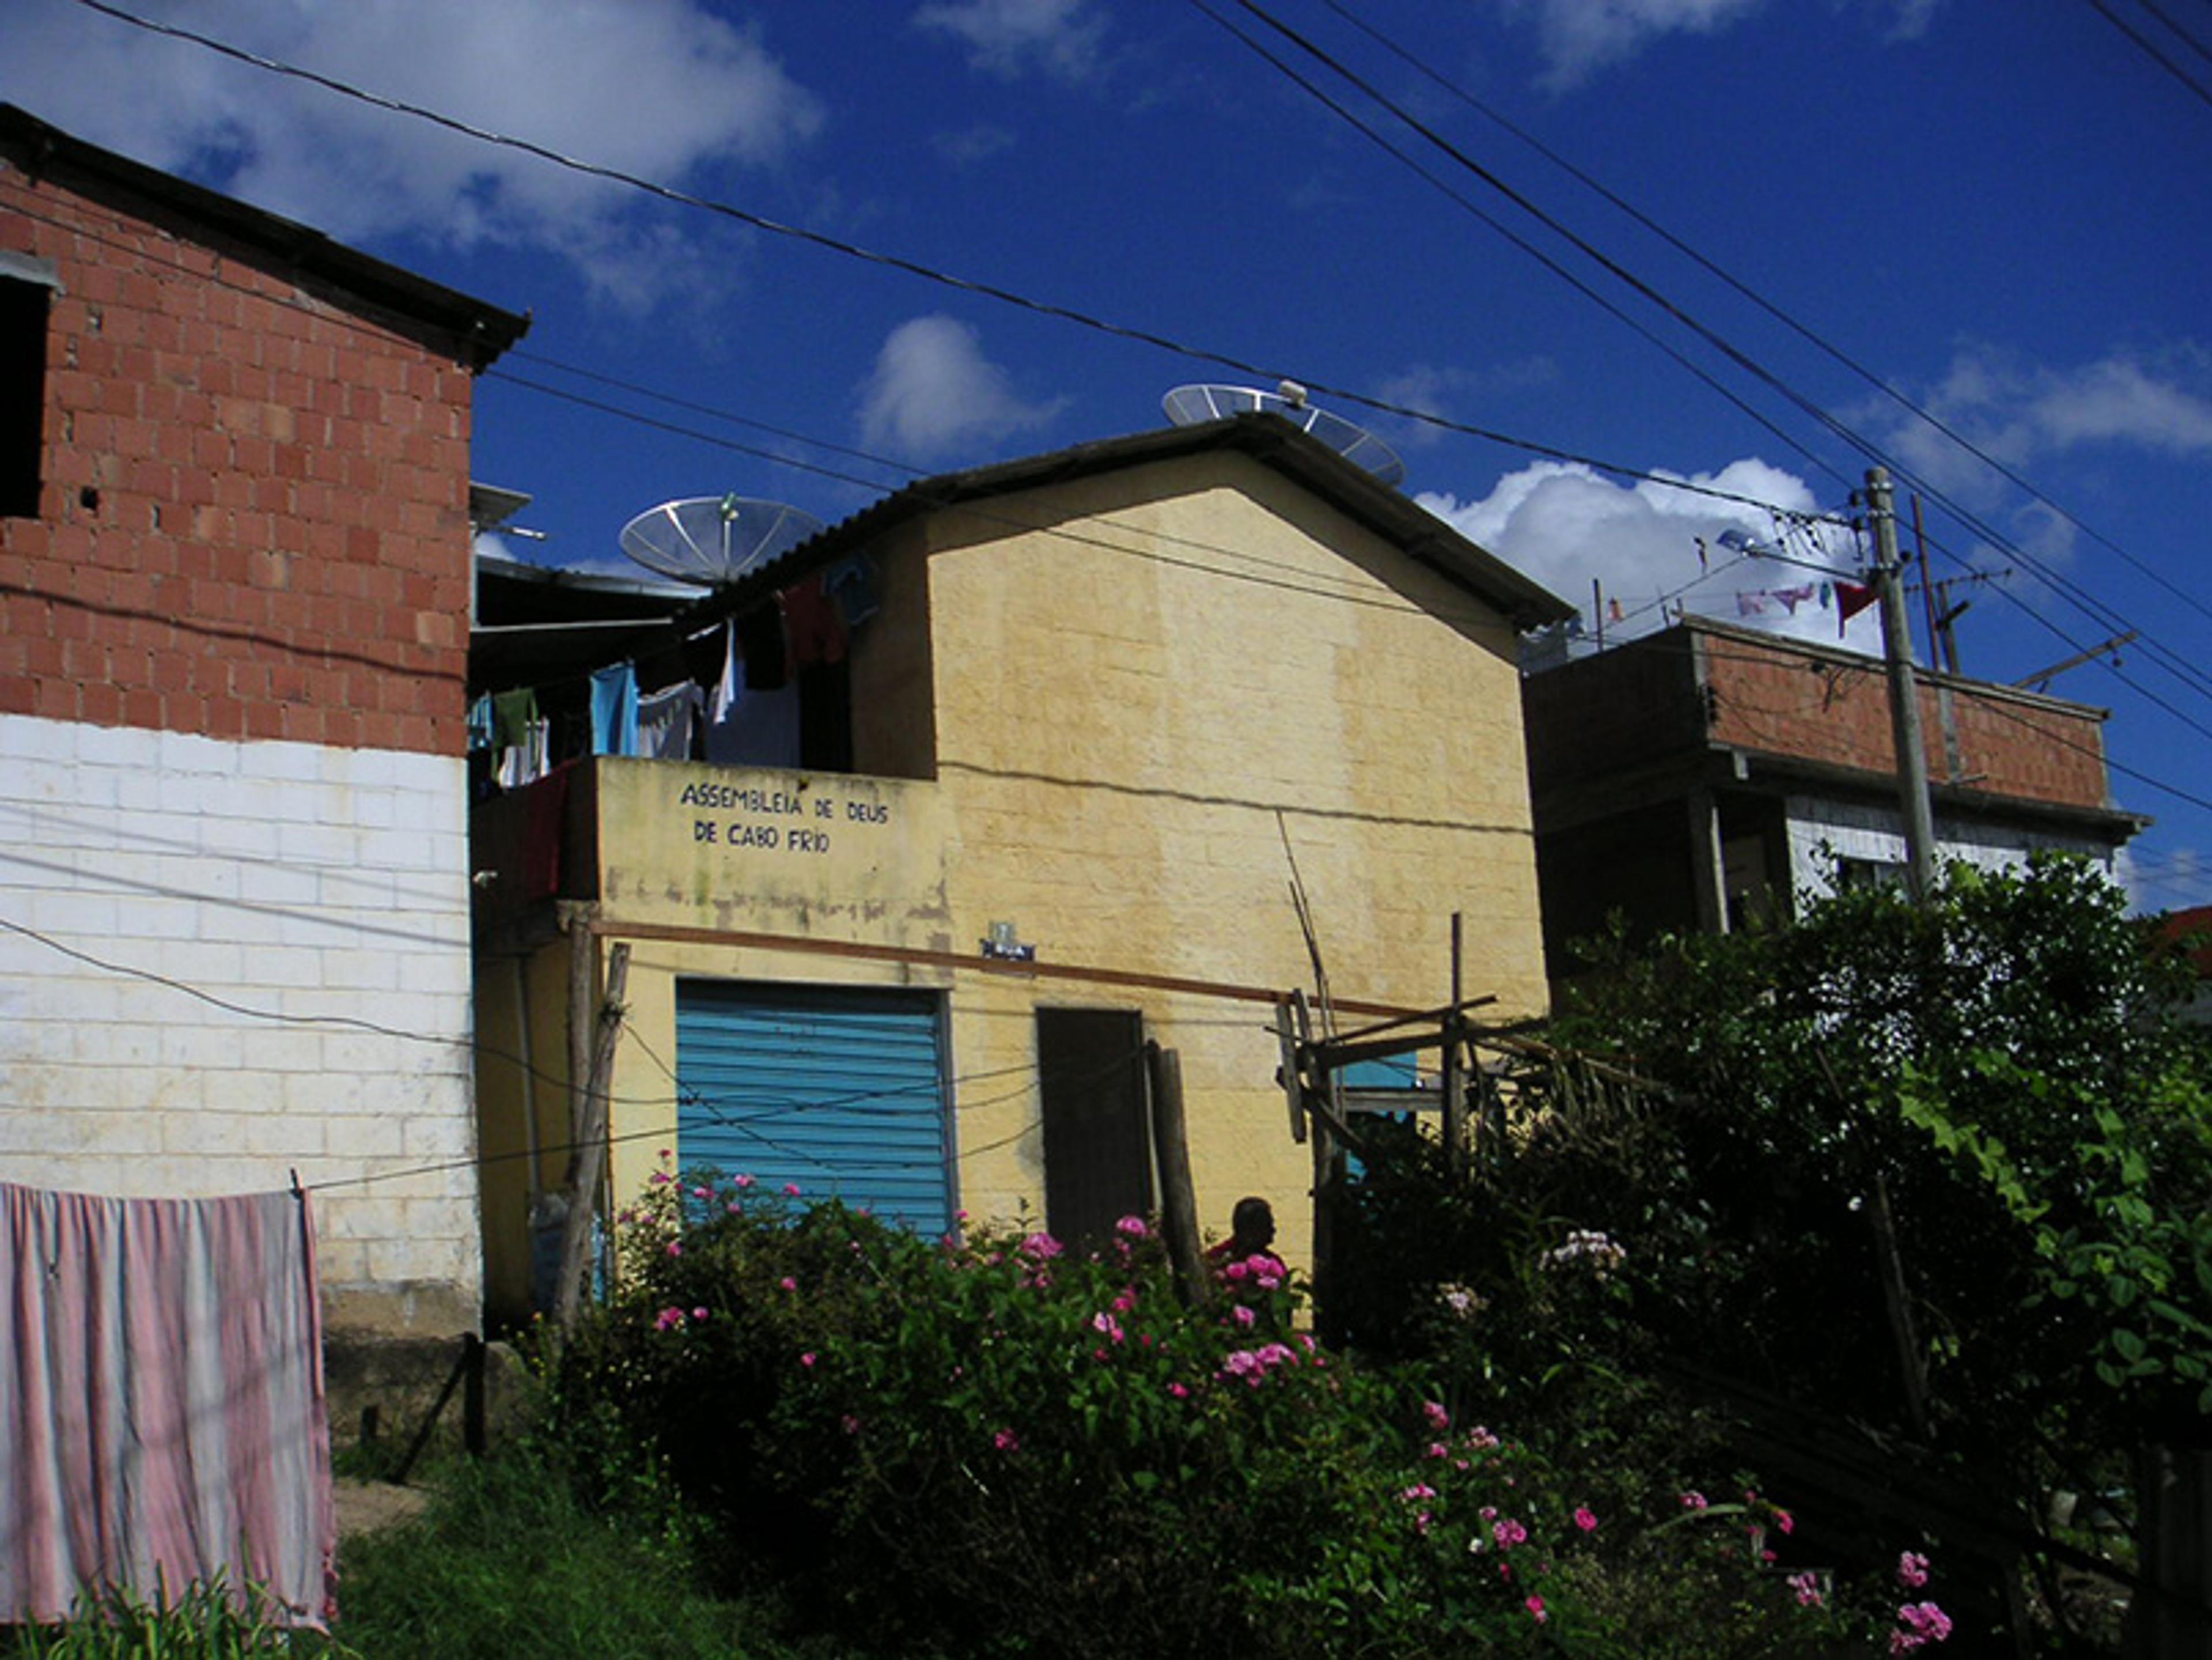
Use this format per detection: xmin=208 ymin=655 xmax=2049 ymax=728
xmin=1162 ymin=382 xmax=1406 ymax=488
xmin=619 ymin=495 xmax=825 ymax=588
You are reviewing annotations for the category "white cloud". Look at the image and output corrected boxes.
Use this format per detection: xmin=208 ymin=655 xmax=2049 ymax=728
xmin=1509 ymin=0 xmax=1766 ymax=89
xmin=857 ymin=316 xmax=1066 ymax=463
xmin=2 ymin=0 xmax=822 ymax=306
xmin=914 ymin=0 xmax=1107 ymax=80
xmin=1421 ymin=456 xmax=1883 ymax=649
xmin=1873 ymin=343 xmax=2212 ymax=502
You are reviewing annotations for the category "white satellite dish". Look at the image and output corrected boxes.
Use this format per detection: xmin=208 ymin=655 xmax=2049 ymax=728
xmin=618 ymin=495 xmax=825 ymax=588
xmin=1162 ymin=381 xmax=1407 ymax=488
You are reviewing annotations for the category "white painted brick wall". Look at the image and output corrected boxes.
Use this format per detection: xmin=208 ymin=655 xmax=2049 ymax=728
xmin=1785 ymin=794 xmax=2119 ymax=901
xmin=0 ymin=712 xmax=481 ymax=1333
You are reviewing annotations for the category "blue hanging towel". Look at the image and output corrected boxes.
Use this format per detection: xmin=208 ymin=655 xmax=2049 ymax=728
xmin=590 ymin=662 xmax=639 ymax=756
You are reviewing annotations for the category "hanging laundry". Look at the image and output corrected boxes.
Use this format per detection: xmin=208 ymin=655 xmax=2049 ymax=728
xmin=466 ymin=693 xmax=495 ymax=753
xmin=710 ymin=679 xmax=803 ymax=768
xmin=710 ymin=621 xmax=743 ymax=725
xmin=738 ymin=598 xmax=787 ymax=690
xmin=1607 ymin=597 xmax=1625 ymax=623
xmin=638 ymin=682 xmax=703 ymax=760
xmin=1737 ymin=590 xmax=1778 ymax=617
xmin=1775 ymin=584 xmax=1816 ymax=615
xmin=0 ymin=1182 xmax=335 ymax=1629
xmin=822 ymin=553 xmax=881 ymax=629
xmin=590 ymin=662 xmax=639 ymax=757
xmin=491 ymin=687 xmax=546 ymax=787
xmin=703 ymin=623 xmax=749 ymax=765
xmin=782 ymin=573 xmax=848 ymax=670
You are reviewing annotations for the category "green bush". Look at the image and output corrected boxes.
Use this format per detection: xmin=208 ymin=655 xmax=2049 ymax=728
xmin=549 ymin=1161 xmax=1868 ymax=1658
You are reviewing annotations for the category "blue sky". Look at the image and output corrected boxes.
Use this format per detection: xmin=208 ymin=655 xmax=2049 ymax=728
xmin=9 ymin=0 xmax=2212 ymax=909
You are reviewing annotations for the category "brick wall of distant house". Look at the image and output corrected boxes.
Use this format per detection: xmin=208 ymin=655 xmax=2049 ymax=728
xmin=0 ymin=160 xmax=476 ymax=756
xmin=1704 ymin=632 xmax=2113 ymax=810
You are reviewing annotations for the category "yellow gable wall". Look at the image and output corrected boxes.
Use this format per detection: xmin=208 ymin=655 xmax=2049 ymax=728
xmin=479 ymin=446 xmax=1551 ymax=1321
xmin=919 ymin=450 xmax=1547 ymax=1268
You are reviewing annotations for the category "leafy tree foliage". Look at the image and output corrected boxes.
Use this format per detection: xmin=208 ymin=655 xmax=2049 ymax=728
xmin=1329 ymin=855 xmax=2212 ymax=1649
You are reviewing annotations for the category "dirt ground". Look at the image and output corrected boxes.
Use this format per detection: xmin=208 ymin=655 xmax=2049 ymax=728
xmin=333 ymin=1478 xmax=431 ymax=1541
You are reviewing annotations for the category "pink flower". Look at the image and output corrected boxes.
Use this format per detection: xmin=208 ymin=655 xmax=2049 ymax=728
xmin=840 ymin=1414 xmax=861 ymax=1435
xmin=691 ymin=1185 xmax=712 ymax=1199
xmin=993 ymin=1428 xmax=1020 ymax=1453
xmin=1112 ymin=1288 xmax=1138 ymax=1314
xmin=665 ymin=1240 xmax=683 ymax=1256
xmin=1400 ymin=1484 xmax=1437 ymax=1503
xmin=691 ymin=1306 xmax=709 ymax=1321
xmin=1092 ymin=1311 xmax=1125 ymax=1343
xmin=1168 ymin=1382 xmax=1190 ymax=1399
xmin=1889 ymin=1601 xmax=1953 ymax=1654
xmin=1788 ymin=1570 xmax=1824 ymax=1608
xmin=1897 ymin=1551 xmax=1930 ymax=1589
xmin=1574 ymin=1506 xmax=1599 ymax=1533
xmin=1774 ymin=1507 xmax=1795 ymax=1535
xmin=1422 ymin=1399 xmax=1451 ymax=1432
xmin=1116 ymin=1215 xmax=1149 ymax=1238
xmin=653 ymin=1306 xmax=685 ymax=1332
xmin=649 ymin=1171 xmax=673 ymax=1186
xmin=1020 ymin=1232 xmax=1064 ymax=1260
xmin=782 ymin=1183 xmax=802 ymax=1197
xmin=734 ymin=1173 xmax=756 ymax=1189
xmin=1492 ymin=1518 xmax=1528 ymax=1549
xmin=799 ymin=1351 xmax=816 ymax=1368
xmin=1525 ymin=1595 xmax=1547 ymax=1625
xmin=1465 ymin=1425 xmax=1499 ymax=1450
xmin=1224 ymin=1260 xmax=1248 ymax=1282
xmin=1426 ymin=1442 xmax=1449 ymax=1460
xmin=779 ymin=1276 xmax=797 ymax=1291
xmin=1232 ymin=1303 xmax=1256 ymax=1328
xmin=1680 ymin=1490 xmax=1709 ymax=1510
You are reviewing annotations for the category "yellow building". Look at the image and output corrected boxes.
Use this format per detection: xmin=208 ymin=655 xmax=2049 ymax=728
xmin=469 ymin=414 xmax=1572 ymax=1327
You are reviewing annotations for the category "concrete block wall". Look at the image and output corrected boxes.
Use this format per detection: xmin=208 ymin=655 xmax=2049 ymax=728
xmin=0 ymin=714 xmax=480 ymax=1333
xmin=0 ymin=142 xmax=497 ymax=1335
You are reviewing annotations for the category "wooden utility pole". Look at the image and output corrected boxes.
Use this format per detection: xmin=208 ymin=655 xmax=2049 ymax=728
xmin=1865 ymin=468 xmax=1938 ymax=900
xmin=1145 ymin=1041 xmax=1206 ymax=1302
xmin=553 ymin=941 xmax=630 ymax=1332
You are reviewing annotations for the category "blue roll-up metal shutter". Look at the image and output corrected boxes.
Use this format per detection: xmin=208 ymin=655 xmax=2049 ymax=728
xmin=674 ymin=980 xmax=952 ymax=1235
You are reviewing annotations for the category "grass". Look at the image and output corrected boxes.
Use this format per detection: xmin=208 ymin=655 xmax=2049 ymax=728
xmin=1 ymin=1442 xmax=857 ymax=1660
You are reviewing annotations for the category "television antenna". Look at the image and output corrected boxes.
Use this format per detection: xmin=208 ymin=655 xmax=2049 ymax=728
xmin=1162 ymin=381 xmax=1407 ymax=488
xmin=618 ymin=495 xmax=825 ymax=588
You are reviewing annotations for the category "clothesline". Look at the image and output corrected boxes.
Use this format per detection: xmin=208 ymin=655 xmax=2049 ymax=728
xmin=471 ymin=554 xmax=880 ymax=787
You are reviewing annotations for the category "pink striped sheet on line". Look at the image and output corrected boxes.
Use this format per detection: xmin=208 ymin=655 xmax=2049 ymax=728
xmin=0 ymin=1181 xmax=336 ymax=1628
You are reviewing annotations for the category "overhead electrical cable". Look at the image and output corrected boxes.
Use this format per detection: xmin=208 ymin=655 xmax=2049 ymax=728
xmin=53 ymin=2 xmax=2212 ymax=751
xmin=2082 ymin=0 xmax=2212 ymax=109
xmin=57 ymin=0 xmax=1854 ymax=521
xmin=1204 ymin=0 xmax=2212 ymax=718
xmin=1313 ymin=0 xmax=2212 ymax=639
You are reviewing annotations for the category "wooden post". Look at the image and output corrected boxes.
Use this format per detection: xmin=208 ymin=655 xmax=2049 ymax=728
xmin=1442 ymin=913 xmax=1466 ymax=1185
xmin=554 ymin=941 xmax=630 ymax=1332
xmin=1145 ymin=1041 xmax=1206 ymax=1302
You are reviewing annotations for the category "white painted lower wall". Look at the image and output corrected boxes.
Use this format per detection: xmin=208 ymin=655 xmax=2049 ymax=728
xmin=1785 ymin=794 xmax=2119 ymax=904
xmin=0 ymin=713 xmax=480 ymax=1335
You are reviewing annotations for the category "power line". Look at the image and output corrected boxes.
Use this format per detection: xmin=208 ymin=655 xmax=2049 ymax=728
xmin=2082 ymin=0 xmax=2212 ymax=109
xmin=56 ymin=0 xmax=1859 ymax=521
xmin=1310 ymin=0 xmax=2212 ymax=642
xmin=1205 ymin=0 xmax=2212 ymax=726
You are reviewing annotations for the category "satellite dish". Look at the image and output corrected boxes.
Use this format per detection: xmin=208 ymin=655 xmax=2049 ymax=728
xmin=1162 ymin=382 xmax=1407 ymax=488
xmin=618 ymin=495 xmax=825 ymax=588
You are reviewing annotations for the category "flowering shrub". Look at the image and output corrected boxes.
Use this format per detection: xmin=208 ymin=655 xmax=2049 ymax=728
xmin=552 ymin=1162 xmax=1881 ymax=1658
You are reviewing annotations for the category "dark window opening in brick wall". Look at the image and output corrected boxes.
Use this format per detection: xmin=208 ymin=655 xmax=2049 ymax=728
xmin=0 ymin=267 xmax=52 ymax=520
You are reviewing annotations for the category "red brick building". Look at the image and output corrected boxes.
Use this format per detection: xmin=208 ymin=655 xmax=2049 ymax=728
xmin=0 ymin=105 xmax=528 ymax=1336
xmin=1523 ymin=615 xmax=2143 ymax=974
